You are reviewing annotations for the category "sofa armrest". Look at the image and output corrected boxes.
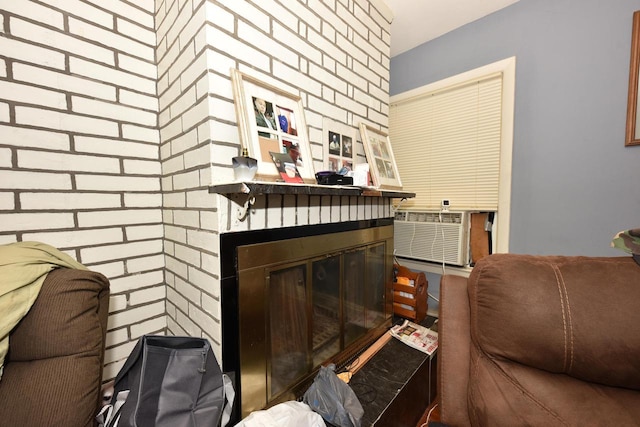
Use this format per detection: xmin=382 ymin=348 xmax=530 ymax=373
xmin=438 ymin=274 xmax=471 ymax=427
xmin=0 ymin=267 xmax=110 ymax=427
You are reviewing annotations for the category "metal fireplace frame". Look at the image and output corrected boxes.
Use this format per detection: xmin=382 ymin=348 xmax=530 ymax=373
xmin=220 ymin=218 xmax=394 ymax=421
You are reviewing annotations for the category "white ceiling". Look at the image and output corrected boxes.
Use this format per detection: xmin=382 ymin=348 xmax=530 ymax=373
xmin=387 ymin=0 xmax=520 ymax=57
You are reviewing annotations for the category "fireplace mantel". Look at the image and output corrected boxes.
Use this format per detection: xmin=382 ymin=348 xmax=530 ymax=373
xmin=209 ymin=181 xmax=416 ymax=198
xmin=209 ymin=182 xmax=415 ymax=222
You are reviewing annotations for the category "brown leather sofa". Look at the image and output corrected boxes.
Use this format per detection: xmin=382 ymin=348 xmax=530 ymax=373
xmin=0 ymin=267 xmax=110 ymax=427
xmin=438 ymin=254 xmax=640 ymax=426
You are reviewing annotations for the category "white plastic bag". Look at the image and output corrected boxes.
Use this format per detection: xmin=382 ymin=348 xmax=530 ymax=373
xmin=234 ymin=401 xmax=325 ymax=427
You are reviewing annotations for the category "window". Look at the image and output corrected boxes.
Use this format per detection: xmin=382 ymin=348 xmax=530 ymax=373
xmin=390 ymin=57 xmax=515 ymax=254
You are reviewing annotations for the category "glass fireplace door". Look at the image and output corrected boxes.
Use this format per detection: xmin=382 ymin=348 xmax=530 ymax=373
xmin=236 ymin=224 xmax=394 ymax=416
xmin=268 ymin=263 xmax=310 ymax=399
xmin=311 ymin=255 xmax=341 ymax=367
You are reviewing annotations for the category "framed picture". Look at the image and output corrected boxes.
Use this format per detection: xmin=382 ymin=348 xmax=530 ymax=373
xmin=322 ymin=118 xmax=357 ymax=173
xmin=230 ymin=68 xmax=315 ymax=182
xmin=626 ymin=10 xmax=640 ymax=146
xmin=359 ymin=123 xmax=402 ymax=190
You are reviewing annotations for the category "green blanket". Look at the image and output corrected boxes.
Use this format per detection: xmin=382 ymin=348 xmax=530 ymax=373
xmin=0 ymin=241 xmax=88 ymax=380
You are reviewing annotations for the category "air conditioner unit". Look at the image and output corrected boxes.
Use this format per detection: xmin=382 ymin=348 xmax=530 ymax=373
xmin=394 ymin=210 xmax=470 ymax=266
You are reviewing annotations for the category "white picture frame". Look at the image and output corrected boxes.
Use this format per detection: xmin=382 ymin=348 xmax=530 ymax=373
xmin=359 ymin=123 xmax=402 ymax=190
xmin=322 ymin=117 xmax=358 ymax=173
xmin=230 ymin=68 xmax=315 ymax=183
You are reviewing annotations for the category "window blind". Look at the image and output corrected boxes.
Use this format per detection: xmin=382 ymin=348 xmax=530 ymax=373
xmin=390 ymin=73 xmax=503 ymax=211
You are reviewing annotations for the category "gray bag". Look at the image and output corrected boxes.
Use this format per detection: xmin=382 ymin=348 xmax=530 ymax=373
xmin=303 ymin=364 xmax=363 ymax=427
xmin=98 ymin=335 xmax=233 ymax=427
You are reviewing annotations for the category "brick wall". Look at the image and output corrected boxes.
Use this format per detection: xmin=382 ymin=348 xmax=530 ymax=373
xmin=0 ymin=0 xmax=393 ymax=381
xmin=158 ymin=0 xmax=393 ymax=368
xmin=0 ymin=0 xmax=163 ymax=380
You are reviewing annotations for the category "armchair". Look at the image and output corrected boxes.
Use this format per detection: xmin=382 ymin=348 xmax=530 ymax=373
xmin=438 ymin=254 xmax=640 ymax=426
xmin=0 ymin=267 xmax=110 ymax=426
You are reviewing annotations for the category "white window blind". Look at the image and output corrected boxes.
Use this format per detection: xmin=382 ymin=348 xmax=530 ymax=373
xmin=390 ymin=73 xmax=503 ymax=211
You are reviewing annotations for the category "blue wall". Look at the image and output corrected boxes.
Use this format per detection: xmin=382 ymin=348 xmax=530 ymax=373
xmin=391 ymin=0 xmax=640 ymax=257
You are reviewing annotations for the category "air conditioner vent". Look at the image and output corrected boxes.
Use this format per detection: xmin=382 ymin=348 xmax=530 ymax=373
xmin=394 ymin=210 xmax=469 ymax=266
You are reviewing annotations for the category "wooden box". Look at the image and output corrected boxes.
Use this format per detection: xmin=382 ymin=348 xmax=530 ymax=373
xmin=393 ymin=264 xmax=428 ymax=323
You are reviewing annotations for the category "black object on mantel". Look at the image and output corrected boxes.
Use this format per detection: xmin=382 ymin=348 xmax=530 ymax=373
xmin=316 ymin=171 xmax=354 ymax=186
xmin=349 ymin=316 xmax=438 ymax=427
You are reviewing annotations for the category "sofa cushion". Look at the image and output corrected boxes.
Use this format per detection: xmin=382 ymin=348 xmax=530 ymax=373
xmin=0 ymin=267 xmax=109 ymax=427
xmin=468 ymin=254 xmax=640 ymax=390
xmin=468 ymin=344 xmax=640 ymax=426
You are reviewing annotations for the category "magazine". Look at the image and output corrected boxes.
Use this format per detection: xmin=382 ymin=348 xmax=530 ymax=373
xmin=269 ymin=151 xmax=304 ymax=183
xmin=390 ymin=319 xmax=438 ymax=355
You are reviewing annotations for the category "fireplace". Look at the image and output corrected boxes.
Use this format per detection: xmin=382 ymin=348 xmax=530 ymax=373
xmin=220 ymin=218 xmax=394 ymax=420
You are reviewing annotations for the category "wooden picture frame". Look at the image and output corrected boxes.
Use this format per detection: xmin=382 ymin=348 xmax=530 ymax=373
xmin=626 ymin=10 xmax=640 ymax=146
xmin=359 ymin=123 xmax=402 ymax=190
xmin=230 ymin=68 xmax=315 ymax=182
xmin=322 ymin=117 xmax=357 ymax=173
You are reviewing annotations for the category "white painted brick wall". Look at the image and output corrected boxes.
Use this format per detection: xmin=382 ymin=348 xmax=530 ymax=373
xmin=122 ymin=124 xmax=160 ymax=143
xmin=18 ymin=150 xmax=121 ymax=173
xmin=0 ymin=193 xmax=14 ymax=210
xmin=108 ymin=270 xmax=165 ymax=299
xmin=0 ymin=170 xmax=71 ymax=189
xmin=70 ymin=17 xmax=154 ymax=61
xmin=130 ymin=284 xmax=166 ymax=306
xmin=123 ymin=159 xmax=162 ymax=175
xmin=108 ymin=301 xmax=165 ymax=329
xmin=117 ymin=54 xmax=158 ymax=81
xmin=0 ymin=36 xmax=66 ymax=70
xmin=167 ymin=286 xmax=189 ymax=314
xmin=206 ymin=26 xmax=270 ymax=71
xmin=0 ymin=148 xmax=10 ymax=167
xmin=165 ymin=254 xmax=189 ymax=279
xmin=22 ymin=228 xmax=124 ymax=249
xmin=174 ymin=243 xmax=201 ymax=268
xmin=130 ymin=316 xmax=166 ymax=339
xmin=0 ymin=103 xmax=8 ymax=122
xmin=0 ymin=212 xmax=74 ymax=232
xmin=12 ymin=18 xmax=115 ymax=66
xmin=14 ymin=63 xmax=117 ymax=102
xmin=91 ymin=0 xmax=155 ymax=29
xmin=0 ymin=0 xmax=394 ymax=384
xmin=74 ymin=174 xmax=159 ymax=192
xmin=0 ymin=0 xmax=162 ymax=384
xmin=74 ymin=136 xmax=158 ymax=159
xmin=92 ymin=260 xmax=126 ymax=279
xmin=69 ymin=58 xmax=156 ymax=95
xmin=1 ymin=1 xmax=64 ymax=29
xmin=20 ymin=192 xmax=121 ymax=210
xmin=282 ymin=1 xmax=321 ymax=31
xmin=15 ymin=106 xmax=120 ymax=137
xmin=0 ymin=80 xmax=67 ymax=109
xmin=47 ymin=0 xmax=115 ymax=29
xmin=81 ymin=240 xmax=163 ymax=264
xmin=172 ymin=209 xmax=200 ymax=228
xmin=124 ymin=193 xmax=162 ymax=208
xmin=282 ymin=195 xmax=296 ymax=227
xmin=183 ymin=145 xmax=211 ymax=170
xmin=117 ymin=18 xmax=157 ymax=46
xmin=169 ymin=170 xmax=200 ymax=192
xmin=72 ymin=97 xmax=157 ymax=127
xmin=78 ymin=209 xmax=162 ymax=228
xmin=126 ymin=224 xmax=164 ymax=241
xmin=127 ymin=254 xmax=165 ymax=273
